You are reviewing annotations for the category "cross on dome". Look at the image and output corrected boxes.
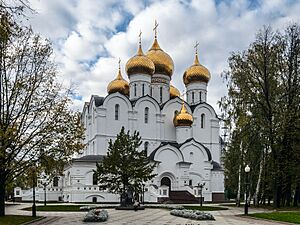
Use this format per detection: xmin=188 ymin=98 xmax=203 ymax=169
xmin=153 ymin=20 xmax=159 ymax=38
xmin=194 ymin=41 xmax=199 ymax=55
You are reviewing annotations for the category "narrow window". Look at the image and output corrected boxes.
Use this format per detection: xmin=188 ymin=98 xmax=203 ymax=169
xmin=92 ymin=141 xmax=95 ymax=154
xmin=201 ymin=113 xmax=205 ymax=128
xmin=144 ymin=107 xmax=149 ymax=123
xmin=144 ymin=141 xmax=149 ymax=156
xmin=192 ymin=92 xmax=194 ymax=103
xmin=160 ymin=87 xmax=163 ymax=103
xmin=93 ymin=173 xmax=98 ymax=185
xmin=200 ymin=92 xmax=202 ymax=102
xmin=142 ymin=84 xmax=145 ymax=96
xmin=134 ymin=84 xmax=137 ymax=96
xmin=189 ymin=179 xmax=192 ymax=186
xmin=115 ymin=104 xmax=119 ymax=120
xmin=150 ymin=86 xmax=152 ymax=96
xmin=53 ymin=177 xmax=59 ymax=187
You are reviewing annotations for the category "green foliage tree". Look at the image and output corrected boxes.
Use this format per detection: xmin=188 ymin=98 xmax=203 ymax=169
xmin=95 ymin=127 xmax=156 ymax=205
xmin=0 ymin=12 xmax=85 ymax=216
xmin=220 ymin=24 xmax=300 ymax=208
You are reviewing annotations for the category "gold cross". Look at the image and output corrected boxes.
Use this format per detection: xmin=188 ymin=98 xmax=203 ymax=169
xmin=194 ymin=41 xmax=199 ymax=54
xmin=118 ymin=58 xmax=121 ymax=69
xmin=153 ymin=20 xmax=159 ymax=37
xmin=139 ymin=30 xmax=142 ymax=44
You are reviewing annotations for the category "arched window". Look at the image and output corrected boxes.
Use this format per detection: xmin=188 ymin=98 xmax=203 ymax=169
xmin=93 ymin=172 xmax=98 ymax=185
xmin=150 ymin=87 xmax=152 ymax=96
xmin=201 ymin=113 xmax=205 ymax=128
xmin=92 ymin=141 xmax=95 ymax=155
xmin=134 ymin=84 xmax=137 ymax=96
xmin=144 ymin=107 xmax=149 ymax=123
xmin=192 ymin=92 xmax=194 ymax=103
xmin=115 ymin=104 xmax=119 ymax=120
xmin=160 ymin=87 xmax=163 ymax=103
xmin=144 ymin=141 xmax=149 ymax=156
xmin=200 ymin=92 xmax=202 ymax=102
xmin=53 ymin=177 xmax=59 ymax=187
xmin=142 ymin=84 xmax=145 ymax=96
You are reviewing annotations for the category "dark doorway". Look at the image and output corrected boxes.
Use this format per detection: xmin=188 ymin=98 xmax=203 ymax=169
xmin=92 ymin=197 xmax=97 ymax=203
xmin=161 ymin=177 xmax=171 ymax=191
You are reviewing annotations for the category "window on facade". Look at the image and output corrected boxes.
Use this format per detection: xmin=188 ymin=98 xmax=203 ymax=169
xmin=163 ymin=189 xmax=167 ymax=195
xmin=115 ymin=104 xmax=119 ymax=120
xmin=134 ymin=84 xmax=137 ymax=96
xmin=160 ymin=87 xmax=163 ymax=103
xmin=192 ymin=92 xmax=194 ymax=103
xmin=200 ymin=92 xmax=202 ymax=102
xmin=92 ymin=141 xmax=95 ymax=155
xmin=150 ymin=87 xmax=152 ymax=96
xmin=142 ymin=84 xmax=145 ymax=96
xmin=93 ymin=173 xmax=98 ymax=185
xmin=53 ymin=177 xmax=59 ymax=187
xmin=189 ymin=179 xmax=193 ymax=186
xmin=144 ymin=107 xmax=149 ymax=123
xmin=144 ymin=141 xmax=149 ymax=156
xmin=201 ymin=113 xmax=205 ymax=128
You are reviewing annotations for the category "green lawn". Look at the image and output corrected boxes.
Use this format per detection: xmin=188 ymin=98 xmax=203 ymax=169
xmin=0 ymin=215 xmax=40 ymax=225
xmin=250 ymin=212 xmax=300 ymax=224
xmin=23 ymin=205 xmax=82 ymax=211
xmin=183 ymin=205 xmax=228 ymax=211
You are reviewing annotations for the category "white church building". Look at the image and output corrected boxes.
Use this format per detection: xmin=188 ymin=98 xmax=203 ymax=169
xmin=15 ymin=25 xmax=224 ymax=204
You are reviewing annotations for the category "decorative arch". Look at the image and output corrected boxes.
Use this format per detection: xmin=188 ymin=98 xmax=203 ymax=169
xmin=180 ymin=139 xmax=212 ymax=161
xmin=161 ymin=97 xmax=192 ymax=114
xmin=133 ymin=95 xmax=160 ymax=113
xmin=192 ymin=103 xmax=219 ymax=119
xmin=102 ymin=92 xmax=133 ymax=111
xmin=85 ymin=194 xmax=105 ymax=200
xmin=152 ymin=144 xmax=185 ymax=162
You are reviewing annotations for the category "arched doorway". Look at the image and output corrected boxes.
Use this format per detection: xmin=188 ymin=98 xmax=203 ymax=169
xmin=161 ymin=177 xmax=171 ymax=191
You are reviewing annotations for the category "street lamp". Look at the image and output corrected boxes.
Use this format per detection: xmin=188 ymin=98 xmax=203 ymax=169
xmin=32 ymin=168 xmax=36 ymax=217
xmin=196 ymin=182 xmax=205 ymax=207
xmin=142 ymin=183 xmax=145 ymax=205
xmin=41 ymin=173 xmax=50 ymax=206
xmin=244 ymin=165 xmax=250 ymax=215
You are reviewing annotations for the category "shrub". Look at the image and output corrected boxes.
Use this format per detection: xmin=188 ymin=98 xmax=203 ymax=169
xmin=83 ymin=209 xmax=109 ymax=222
xmin=170 ymin=209 xmax=215 ymax=220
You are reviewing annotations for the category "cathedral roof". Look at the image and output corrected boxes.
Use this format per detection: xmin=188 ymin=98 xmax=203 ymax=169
xmin=73 ymin=155 xmax=105 ymax=162
xmin=107 ymin=63 xmax=129 ymax=96
xmin=149 ymin=138 xmax=212 ymax=161
xmin=173 ymin=101 xmax=193 ymax=127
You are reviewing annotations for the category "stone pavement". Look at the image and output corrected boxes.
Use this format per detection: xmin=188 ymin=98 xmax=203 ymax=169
xmin=5 ymin=203 xmax=297 ymax=225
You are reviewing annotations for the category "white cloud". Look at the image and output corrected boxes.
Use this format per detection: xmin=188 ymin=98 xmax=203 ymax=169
xmin=27 ymin=0 xmax=300 ymax=113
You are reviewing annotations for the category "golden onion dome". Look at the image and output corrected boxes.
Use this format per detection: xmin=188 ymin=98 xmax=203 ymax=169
xmin=183 ymin=50 xmax=211 ymax=85
xmin=146 ymin=21 xmax=174 ymax=77
xmin=173 ymin=101 xmax=193 ymax=127
xmin=107 ymin=63 xmax=129 ymax=96
xmin=126 ymin=37 xmax=155 ymax=76
xmin=170 ymin=85 xmax=180 ymax=99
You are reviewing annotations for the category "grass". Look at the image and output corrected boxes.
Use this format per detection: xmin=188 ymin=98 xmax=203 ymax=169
xmin=22 ymin=205 xmax=83 ymax=212
xmin=183 ymin=205 xmax=228 ymax=211
xmin=0 ymin=215 xmax=40 ymax=225
xmin=250 ymin=211 xmax=300 ymax=224
xmin=221 ymin=203 xmax=300 ymax=211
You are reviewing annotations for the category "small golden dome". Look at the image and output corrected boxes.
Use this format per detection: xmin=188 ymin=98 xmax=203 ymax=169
xmin=107 ymin=63 xmax=129 ymax=96
xmin=183 ymin=50 xmax=211 ymax=85
xmin=126 ymin=35 xmax=155 ymax=76
xmin=173 ymin=101 xmax=193 ymax=127
xmin=146 ymin=21 xmax=174 ymax=77
xmin=170 ymin=85 xmax=180 ymax=99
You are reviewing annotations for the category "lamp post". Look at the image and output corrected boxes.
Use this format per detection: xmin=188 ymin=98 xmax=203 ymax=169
xmin=32 ymin=168 xmax=36 ymax=217
xmin=196 ymin=182 xmax=205 ymax=207
xmin=244 ymin=165 xmax=250 ymax=215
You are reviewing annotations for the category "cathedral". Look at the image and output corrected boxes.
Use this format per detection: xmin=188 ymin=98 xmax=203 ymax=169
xmin=15 ymin=23 xmax=224 ymax=203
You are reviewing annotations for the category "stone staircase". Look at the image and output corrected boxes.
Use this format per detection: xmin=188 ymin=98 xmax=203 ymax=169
xmin=169 ymin=190 xmax=199 ymax=204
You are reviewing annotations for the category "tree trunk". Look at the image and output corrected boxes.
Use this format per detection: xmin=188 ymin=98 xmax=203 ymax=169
xmin=293 ymin=176 xmax=300 ymax=207
xmin=0 ymin=172 xmax=6 ymax=217
xmin=236 ymin=162 xmax=242 ymax=206
xmin=253 ymin=148 xmax=264 ymax=206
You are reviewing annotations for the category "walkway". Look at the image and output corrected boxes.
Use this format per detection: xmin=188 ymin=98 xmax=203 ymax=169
xmin=5 ymin=203 xmax=296 ymax=225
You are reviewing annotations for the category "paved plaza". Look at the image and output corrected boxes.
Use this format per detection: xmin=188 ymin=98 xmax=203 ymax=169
xmin=5 ymin=203 xmax=297 ymax=225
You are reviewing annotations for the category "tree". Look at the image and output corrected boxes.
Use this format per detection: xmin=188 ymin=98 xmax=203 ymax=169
xmin=95 ymin=127 xmax=156 ymax=206
xmin=0 ymin=14 xmax=85 ymax=216
xmin=220 ymin=24 xmax=300 ymax=208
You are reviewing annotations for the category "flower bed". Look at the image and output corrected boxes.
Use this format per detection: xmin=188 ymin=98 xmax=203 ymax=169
xmin=170 ymin=209 xmax=215 ymax=220
xmin=83 ymin=209 xmax=109 ymax=222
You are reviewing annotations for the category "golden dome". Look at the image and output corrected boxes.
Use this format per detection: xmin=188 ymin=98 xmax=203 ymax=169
xmin=170 ymin=85 xmax=180 ymax=99
xmin=173 ymin=101 xmax=193 ymax=127
xmin=107 ymin=63 xmax=129 ymax=96
xmin=183 ymin=51 xmax=211 ymax=85
xmin=146 ymin=21 xmax=174 ymax=77
xmin=126 ymin=38 xmax=155 ymax=76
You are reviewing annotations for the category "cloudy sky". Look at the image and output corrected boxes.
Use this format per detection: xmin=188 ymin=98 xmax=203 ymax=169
xmin=25 ymin=0 xmax=300 ymax=113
